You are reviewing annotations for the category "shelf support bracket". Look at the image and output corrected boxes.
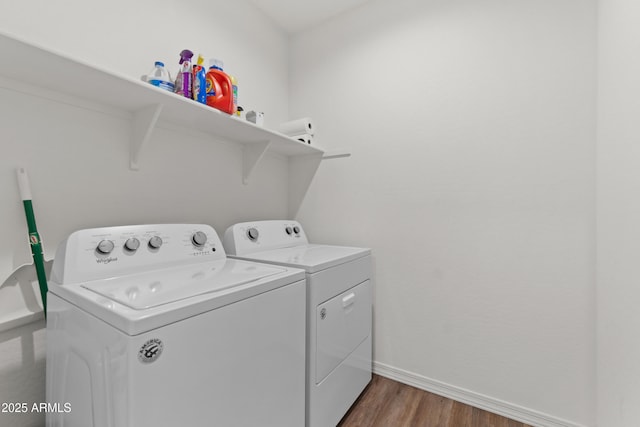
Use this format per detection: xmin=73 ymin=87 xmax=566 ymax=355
xmin=242 ymin=140 xmax=271 ymax=184
xmin=130 ymin=103 xmax=163 ymax=170
xmin=322 ymin=149 xmax=351 ymax=160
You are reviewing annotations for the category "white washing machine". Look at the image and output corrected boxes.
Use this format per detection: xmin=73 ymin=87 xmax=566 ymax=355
xmin=223 ymin=220 xmax=372 ymax=427
xmin=46 ymin=224 xmax=306 ymax=427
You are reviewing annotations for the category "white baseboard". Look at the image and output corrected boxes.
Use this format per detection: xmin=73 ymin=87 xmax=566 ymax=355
xmin=372 ymin=361 xmax=588 ymax=427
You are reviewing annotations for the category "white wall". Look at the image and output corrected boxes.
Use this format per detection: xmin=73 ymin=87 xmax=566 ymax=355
xmin=597 ymin=0 xmax=640 ymax=426
xmin=0 ymin=1 xmax=289 ymax=425
xmin=0 ymin=1 xmax=608 ymax=426
xmin=291 ymin=0 xmax=597 ymax=425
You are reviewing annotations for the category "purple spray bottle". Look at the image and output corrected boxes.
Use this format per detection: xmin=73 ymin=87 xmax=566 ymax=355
xmin=174 ymin=49 xmax=194 ymax=98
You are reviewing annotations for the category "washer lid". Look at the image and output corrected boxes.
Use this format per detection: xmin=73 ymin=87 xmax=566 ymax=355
xmin=81 ymin=258 xmax=286 ymax=310
xmin=237 ymin=244 xmax=370 ymax=273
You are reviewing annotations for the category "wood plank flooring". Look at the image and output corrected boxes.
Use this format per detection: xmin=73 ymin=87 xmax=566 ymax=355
xmin=338 ymin=375 xmax=534 ymax=427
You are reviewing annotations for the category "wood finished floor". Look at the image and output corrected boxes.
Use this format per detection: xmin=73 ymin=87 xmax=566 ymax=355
xmin=338 ymin=375 xmax=534 ymax=427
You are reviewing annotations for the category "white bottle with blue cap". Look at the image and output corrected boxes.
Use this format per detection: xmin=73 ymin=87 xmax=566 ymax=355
xmin=145 ymin=61 xmax=175 ymax=92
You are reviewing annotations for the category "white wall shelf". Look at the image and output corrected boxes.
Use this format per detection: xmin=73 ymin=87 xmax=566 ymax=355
xmin=0 ymin=31 xmax=341 ymax=215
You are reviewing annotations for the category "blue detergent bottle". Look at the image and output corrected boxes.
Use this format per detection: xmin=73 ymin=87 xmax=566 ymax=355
xmin=192 ymin=54 xmax=207 ymax=104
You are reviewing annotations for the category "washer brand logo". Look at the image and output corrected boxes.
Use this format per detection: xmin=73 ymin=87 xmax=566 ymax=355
xmin=138 ymin=338 xmax=163 ymax=364
xmin=96 ymin=257 xmax=118 ymax=264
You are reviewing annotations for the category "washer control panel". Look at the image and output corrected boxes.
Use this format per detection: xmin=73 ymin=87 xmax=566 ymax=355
xmin=223 ymin=220 xmax=309 ymax=255
xmin=51 ymin=224 xmax=225 ymax=285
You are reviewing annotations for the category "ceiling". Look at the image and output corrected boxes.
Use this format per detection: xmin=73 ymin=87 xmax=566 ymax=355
xmin=249 ymin=0 xmax=372 ymax=34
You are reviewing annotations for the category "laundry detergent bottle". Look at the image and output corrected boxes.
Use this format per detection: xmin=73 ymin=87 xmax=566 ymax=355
xmin=192 ymin=54 xmax=207 ymax=104
xmin=205 ymin=59 xmax=234 ymax=114
xmin=229 ymin=74 xmax=238 ymax=114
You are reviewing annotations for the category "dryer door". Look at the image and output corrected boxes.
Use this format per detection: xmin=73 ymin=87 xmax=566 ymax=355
xmin=316 ymin=280 xmax=371 ymax=384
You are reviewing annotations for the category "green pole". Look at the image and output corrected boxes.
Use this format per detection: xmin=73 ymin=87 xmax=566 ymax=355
xmin=17 ymin=168 xmax=48 ymax=318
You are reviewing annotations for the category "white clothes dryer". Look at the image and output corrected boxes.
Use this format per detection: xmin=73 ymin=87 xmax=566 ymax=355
xmin=46 ymin=224 xmax=306 ymax=427
xmin=223 ymin=220 xmax=372 ymax=427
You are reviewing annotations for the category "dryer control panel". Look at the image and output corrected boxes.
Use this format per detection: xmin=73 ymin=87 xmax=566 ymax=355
xmin=223 ymin=220 xmax=309 ymax=255
xmin=51 ymin=224 xmax=225 ymax=285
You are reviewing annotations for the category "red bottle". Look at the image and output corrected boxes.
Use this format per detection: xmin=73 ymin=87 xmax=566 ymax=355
xmin=205 ymin=59 xmax=234 ymax=114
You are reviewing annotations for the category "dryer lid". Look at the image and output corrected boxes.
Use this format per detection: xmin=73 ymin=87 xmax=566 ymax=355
xmin=81 ymin=258 xmax=286 ymax=310
xmin=238 ymin=244 xmax=370 ymax=273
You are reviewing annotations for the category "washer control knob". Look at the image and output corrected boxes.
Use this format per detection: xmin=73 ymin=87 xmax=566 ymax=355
xmin=148 ymin=236 xmax=163 ymax=250
xmin=192 ymin=231 xmax=208 ymax=247
xmin=293 ymin=226 xmax=300 ymax=234
xmin=247 ymin=227 xmax=259 ymax=241
xmin=285 ymin=227 xmax=293 ymax=235
xmin=96 ymin=240 xmax=115 ymax=255
xmin=124 ymin=238 xmax=140 ymax=252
